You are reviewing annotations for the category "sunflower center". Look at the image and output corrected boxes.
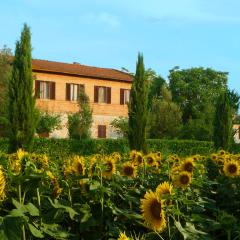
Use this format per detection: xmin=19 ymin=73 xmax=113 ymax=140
xmin=147 ymin=157 xmax=154 ymax=165
xmin=228 ymin=164 xmax=237 ymax=174
xmin=180 ymin=174 xmax=190 ymax=185
xmin=137 ymin=155 xmax=143 ymax=164
xmin=77 ymin=163 xmax=83 ymax=174
xmin=184 ymin=162 xmax=193 ymax=172
xmin=105 ymin=162 xmax=113 ymax=172
xmin=150 ymin=200 xmax=162 ymax=220
xmin=124 ymin=166 xmax=134 ymax=176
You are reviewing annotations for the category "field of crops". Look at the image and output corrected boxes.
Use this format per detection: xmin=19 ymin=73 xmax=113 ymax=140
xmin=0 ymin=149 xmax=239 ymax=240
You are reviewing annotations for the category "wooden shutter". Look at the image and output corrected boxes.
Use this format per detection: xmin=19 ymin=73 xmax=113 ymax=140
xmin=94 ymin=86 xmax=99 ymax=103
xmin=107 ymin=87 xmax=111 ymax=104
xmin=120 ymin=89 xmax=124 ymax=105
xmin=66 ymin=83 xmax=71 ymax=101
xmin=98 ymin=125 xmax=106 ymax=138
xmin=50 ymin=82 xmax=55 ymax=100
xmin=35 ymin=80 xmax=40 ymax=98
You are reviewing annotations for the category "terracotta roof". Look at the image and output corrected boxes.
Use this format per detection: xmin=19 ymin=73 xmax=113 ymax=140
xmin=32 ymin=59 xmax=133 ymax=82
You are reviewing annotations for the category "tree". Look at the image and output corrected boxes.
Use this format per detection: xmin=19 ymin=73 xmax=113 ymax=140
xmin=128 ymin=53 xmax=149 ymax=152
xmin=68 ymin=89 xmax=93 ymax=139
xmin=169 ymin=67 xmax=228 ymax=141
xmin=148 ymin=85 xmax=182 ymax=138
xmin=0 ymin=46 xmax=12 ymax=136
xmin=110 ymin=117 xmax=128 ymax=138
xmin=36 ymin=112 xmax=62 ymax=137
xmin=8 ymin=24 xmax=38 ymax=152
xmin=169 ymin=67 xmax=227 ymax=123
xmin=213 ymin=91 xmax=233 ymax=150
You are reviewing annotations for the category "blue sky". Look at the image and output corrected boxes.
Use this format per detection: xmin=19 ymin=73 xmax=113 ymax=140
xmin=0 ymin=0 xmax=239 ymax=93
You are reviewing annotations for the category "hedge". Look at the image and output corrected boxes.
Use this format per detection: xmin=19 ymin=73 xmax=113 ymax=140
xmin=0 ymin=138 xmax=219 ymax=160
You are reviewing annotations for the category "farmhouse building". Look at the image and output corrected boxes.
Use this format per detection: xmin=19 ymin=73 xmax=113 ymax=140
xmin=32 ymin=59 xmax=132 ymax=138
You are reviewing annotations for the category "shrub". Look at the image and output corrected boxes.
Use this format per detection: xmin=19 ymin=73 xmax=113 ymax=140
xmin=36 ymin=112 xmax=62 ymax=135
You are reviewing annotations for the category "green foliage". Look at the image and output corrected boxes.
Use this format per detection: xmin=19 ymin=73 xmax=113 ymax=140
xmin=169 ymin=67 xmax=228 ymax=141
xmin=128 ymin=53 xmax=149 ymax=152
xmin=0 ymin=138 xmax=215 ymax=160
xmin=148 ymin=85 xmax=182 ymax=139
xmin=213 ymin=91 xmax=233 ymax=150
xmin=36 ymin=112 xmax=62 ymax=135
xmin=68 ymin=89 xmax=93 ymax=139
xmin=0 ymin=150 xmax=239 ymax=239
xmin=8 ymin=24 xmax=38 ymax=152
xmin=110 ymin=117 xmax=128 ymax=138
xmin=0 ymin=46 xmax=12 ymax=137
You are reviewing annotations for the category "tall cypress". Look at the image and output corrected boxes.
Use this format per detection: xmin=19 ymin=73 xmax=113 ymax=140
xmin=128 ymin=53 xmax=149 ymax=153
xmin=213 ymin=91 xmax=233 ymax=150
xmin=8 ymin=24 xmax=37 ymax=152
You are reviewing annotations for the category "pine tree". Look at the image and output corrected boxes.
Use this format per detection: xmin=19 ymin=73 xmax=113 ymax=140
xmin=128 ymin=53 xmax=149 ymax=153
xmin=8 ymin=24 xmax=37 ymax=152
xmin=213 ymin=91 xmax=233 ymax=150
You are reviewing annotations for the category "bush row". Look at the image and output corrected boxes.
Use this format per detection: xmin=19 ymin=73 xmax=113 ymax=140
xmin=0 ymin=138 xmax=218 ymax=159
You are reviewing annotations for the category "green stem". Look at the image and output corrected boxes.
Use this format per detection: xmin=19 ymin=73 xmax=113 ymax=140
xmin=22 ymin=224 xmax=26 ymax=240
xmin=167 ymin=216 xmax=171 ymax=239
xmin=155 ymin=231 xmax=165 ymax=240
xmin=227 ymin=230 xmax=231 ymax=240
xmin=18 ymin=184 xmax=22 ymax=204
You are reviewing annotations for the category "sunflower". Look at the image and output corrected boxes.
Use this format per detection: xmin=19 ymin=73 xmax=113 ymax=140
xmin=31 ymin=153 xmax=49 ymax=171
xmin=72 ymin=156 xmax=85 ymax=175
xmin=118 ymin=231 xmax=129 ymax=240
xmin=16 ymin=148 xmax=27 ymax=161
xmin=180 ymin=158 xmax=194 ymax=173
xmin=134 ymin=153 xmax=144 ymax=166
xmin=130 ymin=150 xmax=138 ymax=161
xmin=47 ymin=171 xmax=62 ymax=198
xmin=145 ymin=154 xmax=156 ymax=167
xmin=111 ymin=152 xmax=121 ymax=162
xmin=122 ymin=162 xmax=136 ymax=178
xmin=174 ymin=171 xmax=192 ymax=188
xmin=211 ymin=154 xmax=218 ymax=161
xmin=0 ymin=166 xmax=6 ymax=200
xmin=223 ymin=160 xmax=239 ymax=178
xmin=156 ymin=182 xmax=173 ymax=204
xmin=219 ymin=150 xmax=226 ymax=156
xmin=102 ymin=157 xmax=116 ymax=179
xmin=140 ymin=191 xmax=166 ymax=232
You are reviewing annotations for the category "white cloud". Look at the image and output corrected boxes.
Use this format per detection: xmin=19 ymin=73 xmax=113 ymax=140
xmin=81 ymin=12 xmax=120 ymax=27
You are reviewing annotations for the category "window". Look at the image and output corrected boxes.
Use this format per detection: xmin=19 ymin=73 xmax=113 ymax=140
xmin=98 ymin=125 xmax=106 ymax=138
xmin=35 ymin=80 xmax=55 ymax=100
xmin=120 ymin=89 xmax=130 ymax=105
xmin=66 ymin=83 xmax=84 ymax=101
xmin=94 ymin=86 xmax=111 ymax=104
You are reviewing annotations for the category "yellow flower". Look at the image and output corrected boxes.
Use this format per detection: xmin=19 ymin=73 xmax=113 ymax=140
xmin=16 ymin=148 xmax=27 ymax=161
xmin=122 ymin=162 xmax=136 ymax=178
xmin=145 ymin=153 xmax=156 ymax=167
xmin=180 ymin=158 xmax=194 ymax=173
xmin=118 ymin=231 xmax=129 ymax=240
xmin=72 ymin=156 xmax=85 ymax=175
xmin=0 ymin=166 xmax=6 ymax=200
xmin=111 ymin=152 xmax=121 ymax=162
xmin=211 ymin=154 xmax=218 ymax=161
xmin=102 ymin=157 xmax=116 ymax=179
xmin=156 ymin=182 xmax=173 ymax=204
xmin=47 ymin=171 xmax=62 ymax=198
xmin=218 ymin=150 xmax=226 ymax=156
xmin=223 ymin=160 xmax=239 ymax=178
xmin=130 ymin=150 xmax=138 ymax=160
xmin=140 ymin=191 xmax=166 ymax=232
xmin=174 ymin=171 xmax=192 ymax=188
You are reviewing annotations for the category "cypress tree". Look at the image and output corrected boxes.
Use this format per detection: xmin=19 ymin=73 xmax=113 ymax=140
xmin=213 ymin=91 xmax=233 ymax=150
xmin=128 ymin=53 xmax=149 ymax=153
xmin=8 ymin=24 xmax=37 ymax=152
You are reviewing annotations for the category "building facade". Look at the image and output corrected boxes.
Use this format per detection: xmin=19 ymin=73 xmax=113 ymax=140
xmin=233 ymin=124 xmax=240 ymax=144
xmin=32 ymin=59 xmax=132 ymax=138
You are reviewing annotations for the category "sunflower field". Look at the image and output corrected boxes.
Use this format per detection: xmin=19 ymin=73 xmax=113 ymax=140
xmin=0 ymin=149 xmax=240 ymax=240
